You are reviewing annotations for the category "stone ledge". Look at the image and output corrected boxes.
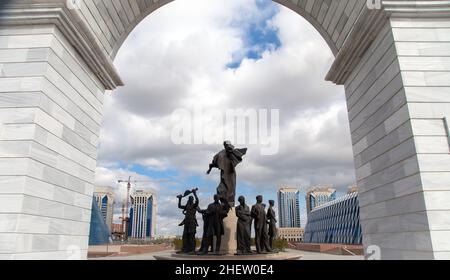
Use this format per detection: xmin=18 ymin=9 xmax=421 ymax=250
xmin=0 ymin=3 xmax=123 ymax=90
xmin=326 ymin=1 xmax=450 ymax=85
xmin=326 ymin=7 xmax=388 ymax=85
xmin=383 ymin=1 xmax=450 ymax=15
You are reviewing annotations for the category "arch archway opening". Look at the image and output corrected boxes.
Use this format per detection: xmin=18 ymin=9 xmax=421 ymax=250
xmin=96 ymin=0 xmax=356 ymax=239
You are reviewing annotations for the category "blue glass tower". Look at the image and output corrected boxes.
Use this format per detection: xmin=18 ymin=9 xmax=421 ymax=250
xmin=278 ymin=188 xmax=301 ymax=228
xmin=93 ymin=186 xmax=114 ymax=231
xmin=89 ymin=197 xmax=112 ymax=245
xmin=129 ymin=190 xmax=155 ymax=240
xmin=306 ymin=186 xmax=336 ymax=214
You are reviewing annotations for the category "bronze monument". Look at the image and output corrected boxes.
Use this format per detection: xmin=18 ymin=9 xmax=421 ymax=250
xmin=235 ymin=195 xmax=252 ymax=255
xmin=267 ymin=199 xmax=278 ymax=250
xmin=251 ymin=195 xmax=272 ymax=254
xmin=207 ymin=141 xmax=247 ymax=207
xmin=198 ymin=195 xmax=230 ymax=255
xmin=177 ymin=188 xmax=199 ymax=254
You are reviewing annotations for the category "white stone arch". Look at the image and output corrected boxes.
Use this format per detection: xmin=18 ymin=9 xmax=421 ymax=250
xmin=0 ymin=0 xmax=450 ymax=260
xmin=108 ymin=0 xmax=348 ymax=59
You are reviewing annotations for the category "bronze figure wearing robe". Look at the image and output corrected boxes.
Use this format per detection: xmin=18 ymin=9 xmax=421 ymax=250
xmin=236 ymin=196 xmax=252 ymax=255
xmin=251 ymin=195 xmax=272 ymax=254
xmin=207 ymin=141 xmax=247 ymax=207
xmin=267 ymin=200 xmax=278 ymax=250
xmin=177 ymin=189 xmax=199 ymax=254
xmin=198 ymin=195 xmax=229 ymax=254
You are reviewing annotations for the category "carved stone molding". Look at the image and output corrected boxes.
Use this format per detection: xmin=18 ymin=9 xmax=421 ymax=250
xmin=326 ymin=0 xmax=450 ymax=85
xmin=383 ymin=0 xmax=450 ymax=16
xmin=325 ymin=7 xmax=387 ymax=85
xmin=0 ymin=2 xmax=124 ymax=90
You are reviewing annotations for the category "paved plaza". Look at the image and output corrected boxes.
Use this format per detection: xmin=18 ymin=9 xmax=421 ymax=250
xmin=91 ymin=249 xmax=364 ymax=261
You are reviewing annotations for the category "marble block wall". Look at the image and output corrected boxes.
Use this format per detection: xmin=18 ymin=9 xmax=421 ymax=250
xmin=347 ymin=17 xmax=450 ymax=260
xmin=392 ymin=17 xmax=450 ymax=260
xmin=0 ymin=24 xmax=105 ymax=259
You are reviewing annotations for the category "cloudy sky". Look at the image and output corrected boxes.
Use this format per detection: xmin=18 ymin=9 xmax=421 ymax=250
xmin=94 ymin=0 xmax=356 ymax=236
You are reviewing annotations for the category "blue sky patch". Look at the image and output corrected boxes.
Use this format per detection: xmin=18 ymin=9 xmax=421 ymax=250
xmin=227 ymin=0 xmax=281 ymax=69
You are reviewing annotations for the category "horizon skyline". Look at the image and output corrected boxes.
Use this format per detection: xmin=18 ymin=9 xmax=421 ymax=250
xmin=96 ymin=181 xmax=353 ymax=237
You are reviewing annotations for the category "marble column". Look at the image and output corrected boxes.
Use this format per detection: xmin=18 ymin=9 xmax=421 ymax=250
xmin=327 ymin=8 xmax=450 ymax=259
xmin=0 ymin=2 xmax=121 ymax=259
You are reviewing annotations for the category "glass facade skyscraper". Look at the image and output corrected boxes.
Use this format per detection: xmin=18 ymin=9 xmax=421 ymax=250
xmin=304 ymin=191 xmax=362 ymax=245
xmin=305 ymin=186 xmax=336 ymax=214
xmin=278 ymin=188 xmax=301 ymax=228
xmin=93 ymin=186 xmax=115 ymax=231
xmin=89 ymin=197 xmax=112 ymax=245
xmin=128 ymin=190 xmax=155 ymax=240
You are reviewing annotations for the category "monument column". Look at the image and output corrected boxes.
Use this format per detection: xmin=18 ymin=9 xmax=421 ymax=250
xmin=220 ymin=208 xmax=238 ymax=254
xmin=0 ymin=3 xmax=122 ymax=259
xmin=327 ymin=3 xmax=450 ymax=259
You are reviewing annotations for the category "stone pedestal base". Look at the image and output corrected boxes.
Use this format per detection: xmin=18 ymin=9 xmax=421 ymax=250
xmin=155 ymin=251 xmax=303 ymax=260
xmin=219 ymin=207 xmax=238 ymax=254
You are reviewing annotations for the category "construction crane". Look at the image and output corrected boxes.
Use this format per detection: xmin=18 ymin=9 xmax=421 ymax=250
xmin=117 ymin=176 xmax=171 ymax=240
xmin=119 ymin=200 xmax=127 ymax=242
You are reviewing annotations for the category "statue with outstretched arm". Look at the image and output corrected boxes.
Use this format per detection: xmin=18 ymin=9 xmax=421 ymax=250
xmin=207 ymin=141 xmax=247 ymax=207
xmin=177 ymin=188 xmax=199 ymax=254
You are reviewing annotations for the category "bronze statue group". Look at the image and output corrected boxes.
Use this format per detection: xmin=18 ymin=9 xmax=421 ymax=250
xmin=236 ymin=194 xmax=278 ymax=255
xmin=177 ymin=189 xmax=278 ymax=255
xmin=177 ymin=141 xmax=278 ymax=255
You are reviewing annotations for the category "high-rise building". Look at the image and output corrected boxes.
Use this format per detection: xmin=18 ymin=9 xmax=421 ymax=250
xmin=93 ymin=186 xmax=115 ymax=231
xmin=303 ymin=191 xmax=362 ymax=245
xmin=278 ymin=187 xmax=301 ymax=228
xmin=129 ymin=190 xmax=156 ymax=240
xmin=88 ymin=196 xmax=112 ymax=245
xmin=305 ymin=186 xmax=336 ymax=214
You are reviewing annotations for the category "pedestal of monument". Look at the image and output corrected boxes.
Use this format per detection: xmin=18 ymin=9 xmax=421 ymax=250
xmin=155 ymin=252 xmax=303 ymax=260
xmin=219 ymin=207 xmax=238 ymax=255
